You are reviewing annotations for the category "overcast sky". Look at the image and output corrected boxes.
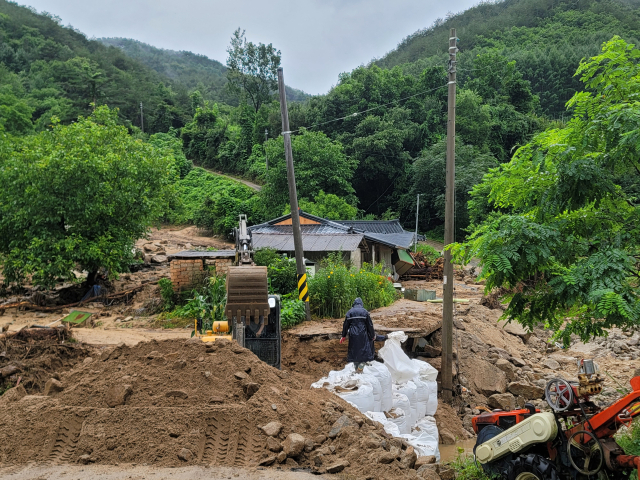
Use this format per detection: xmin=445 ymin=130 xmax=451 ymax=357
xmin=21 ymin=0 xmax=479 ymax=95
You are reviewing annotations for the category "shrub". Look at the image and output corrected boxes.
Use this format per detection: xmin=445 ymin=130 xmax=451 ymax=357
xmin=254 ymin=248 xmax=279 ymax=267
xmin=280 ymin=295 xmax=306 ymax=329
xmin=158 ymin=278 xmax=176 ymax=310
xmin=415 ymin=244 xmax=442 ymax=264
xmin=617 ymin=418 xmax=640 ymax=457
xmin=267 ymin=256 xmax=298 ymax=295
xmin=308 ymin=253 xmax=399 ymax=318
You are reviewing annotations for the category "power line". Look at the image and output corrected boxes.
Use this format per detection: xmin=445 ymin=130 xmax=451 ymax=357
xmin=286 ymin=81 xmax=449 ymax=135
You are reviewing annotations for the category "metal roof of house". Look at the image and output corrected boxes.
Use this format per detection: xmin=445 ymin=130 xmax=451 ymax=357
xmin=169 ymin=250 xmax=236 ymax=260
xmin=334 ymin=220 xmax=406 ymax=234
xmin=252 ymin=233 xmax=364 ymax=252
xmin=248 ymin=211 xmax=418 ymax=250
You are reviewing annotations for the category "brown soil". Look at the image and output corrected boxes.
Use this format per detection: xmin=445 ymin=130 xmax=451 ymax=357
xmin=0 ymin=338 xmax=422 ymax=479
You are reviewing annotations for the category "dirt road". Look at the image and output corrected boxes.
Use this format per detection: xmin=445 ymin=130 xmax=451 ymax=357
xmin=0 ymin=464 xmax=328 ymax=479
xmin=202 ymin=168 xmax=263 ymax=191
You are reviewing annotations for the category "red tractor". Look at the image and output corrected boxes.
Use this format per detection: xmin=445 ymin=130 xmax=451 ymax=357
xmin=472 ymin=359 xmax=640 ymax=480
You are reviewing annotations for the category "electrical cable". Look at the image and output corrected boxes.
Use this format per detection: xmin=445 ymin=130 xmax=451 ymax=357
xmin=285 ymin=81 xmax=449 ymax=135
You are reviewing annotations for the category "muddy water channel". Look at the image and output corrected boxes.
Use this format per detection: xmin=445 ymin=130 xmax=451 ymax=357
xmin=439 ymin=438 xmax=477 ymax=463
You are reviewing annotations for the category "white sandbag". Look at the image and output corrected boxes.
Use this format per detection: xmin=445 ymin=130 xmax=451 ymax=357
xmin=408 ymin=416 xmax=440 ymax=461
xmin=411 ymin=358 xmax=438 ymax=382
xmin=336 ymin=381 xmax=374 ymax=413
xmin=391 ymin=392 xmax=412 ymax=434
xmin=412 ymin=377 xmax=429 ymax=419
xmin=365 ymin=411 xmax=401 ymax=438
xmin=378 ymin=331 xmax=420 ymax=383
xmin=425 ymin=380 xmax=438 ymax=416
xmin=360 ymin=373 xmax=382 ymax=412
xmin=385 ymin=407 xmax=408 ymax=435
xmin=393 ymin=381 xmax=418 ymax=427
xmin=363 ymin=361 xmax=393 ymax=412
xmin=311 ymin=363 xmax=355 ymax=389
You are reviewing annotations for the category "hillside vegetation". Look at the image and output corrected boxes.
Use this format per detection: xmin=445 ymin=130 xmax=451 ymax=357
xmin=376 ymin=0 xmax=640 ymax=117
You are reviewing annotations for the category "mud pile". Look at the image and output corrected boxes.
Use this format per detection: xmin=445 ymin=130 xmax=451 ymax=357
xmin=0 ymin=338 xmax=431 ymax=479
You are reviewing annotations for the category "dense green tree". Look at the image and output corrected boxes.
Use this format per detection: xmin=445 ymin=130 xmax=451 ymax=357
xmin=0 ymin=107 xmax=176 ymax=288
xmin=260 ymin=130 xmax=357 ymax=218
xmin=454 ymin=37 xmax=640 ymax=342
xmin=288 ymin=190 xmax=358 ymax=220
xmin=226 ymin=28 xmax=281 ymax=112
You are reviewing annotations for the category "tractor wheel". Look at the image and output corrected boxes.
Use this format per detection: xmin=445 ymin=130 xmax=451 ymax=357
xmin=508 ymin=454 xmax=559 ymax=480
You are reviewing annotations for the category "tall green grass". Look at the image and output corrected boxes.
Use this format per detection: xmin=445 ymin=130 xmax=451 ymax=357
xmin=308 ymin=253 xmax=399 ymax=318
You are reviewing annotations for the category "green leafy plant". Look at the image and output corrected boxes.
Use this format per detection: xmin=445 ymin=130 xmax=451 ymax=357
xmin=254 ymin=247 xmax=280 ymax=267
xmin=308 ymin=253 xmax=399 ymax=318
xmin=158 ymin=278 xmax=177 ymax=310
xmin=280 ymin=295 xmax=306 ymax=329
xmin=616 ymin=418 xmax=640 ymax=457
xmin=449 ymin=453 xmax=492 ymax=480
xmin=415 ymin=244 xmax=442 ymax=264
xmin=267 ymin=256 xmax=298 ymax=296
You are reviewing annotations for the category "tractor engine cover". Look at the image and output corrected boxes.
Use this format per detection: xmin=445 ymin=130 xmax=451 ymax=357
xmin=476 ymin=412 xmax=557 ymax=464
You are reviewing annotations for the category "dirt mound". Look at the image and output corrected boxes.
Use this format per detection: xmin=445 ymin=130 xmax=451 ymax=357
xmin=0 ymin=331 xmax=90 ymax=394
xmin=0 ymin=339 xmax=425 ymax=479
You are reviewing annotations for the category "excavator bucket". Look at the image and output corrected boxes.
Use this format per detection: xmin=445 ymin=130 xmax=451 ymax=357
xmin=225 ymin=266 xmax=270 ymax=322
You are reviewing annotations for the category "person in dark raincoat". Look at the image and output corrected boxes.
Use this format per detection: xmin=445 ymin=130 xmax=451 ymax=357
xmin=340 ymin=297 xmax=376 ymax=372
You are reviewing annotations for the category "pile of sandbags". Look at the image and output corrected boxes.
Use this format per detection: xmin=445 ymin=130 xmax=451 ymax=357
xmin=311 ymin=331 xmax=440 ymax=460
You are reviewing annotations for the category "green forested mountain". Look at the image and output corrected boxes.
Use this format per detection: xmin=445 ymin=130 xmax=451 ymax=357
xmin=376 ymin=0 xmax=640 ymax=117
xmin=99 ymin=37 xmax=310 ymax=106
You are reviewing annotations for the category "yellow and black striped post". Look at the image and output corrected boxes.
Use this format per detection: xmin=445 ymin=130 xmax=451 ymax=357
xmin=297 ymin=273 xmax=309 ymax=302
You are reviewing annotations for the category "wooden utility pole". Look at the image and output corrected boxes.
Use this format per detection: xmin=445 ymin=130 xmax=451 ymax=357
xmin=265 ymin=129 xmax=269 ymax=173
xmin=277 ymin=67 xmax=311 ymax=321
xmin=140 ymin=102 xmax=144 ymax=134
xmin=442 ymin=28 xmax=457 ymax=403
xmin=414 ymin=194 xmax=420 ymax=253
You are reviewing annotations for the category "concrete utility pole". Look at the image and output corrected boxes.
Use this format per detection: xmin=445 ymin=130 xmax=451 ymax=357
xmin=414 ymin=194 xmax=420 ymax=253
xmin=265 ymin=129 xmax=269 ymax=173
xmin=277 ymin=67 xmax=311 ymax=321
xmin=140 ymin=102 xmax=144 ymax=134
xmin=442 ymin=28 xmax=457 ymax=403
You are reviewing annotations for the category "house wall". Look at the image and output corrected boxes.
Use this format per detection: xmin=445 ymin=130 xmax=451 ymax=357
xmin=378 ymin=245 xmax=394 ymax=274
xmin=350 ymin=248 xmax=362 ymax=271
xmin=169 ymin=258 xmax=232 ymax=291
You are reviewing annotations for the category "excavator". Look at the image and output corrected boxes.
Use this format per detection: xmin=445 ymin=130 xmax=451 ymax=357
xmin=195 ymin=215 xmax=282 ymax=368
xmin=472 ymin=359 xmax=640 ymax=480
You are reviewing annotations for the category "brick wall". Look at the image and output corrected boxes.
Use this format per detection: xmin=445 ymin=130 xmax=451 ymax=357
xmin=169 ymin=258 xmax=234 ymax=292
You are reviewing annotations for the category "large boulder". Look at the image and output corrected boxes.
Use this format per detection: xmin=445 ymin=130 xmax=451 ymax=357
xmin=488 ymin=393 xmax=516 ymax=411
xmin=508 ymin=381 xmax=544 ymax=400
xmin=542 ymin=358 xmax=561 ymax=370
xmin=282 ymin=433 xmax=306 ymax=458
xmin=495 ymin=358 xmax=517 ymax=381
xmin=469 ymin=359 xmax=508 ymax=395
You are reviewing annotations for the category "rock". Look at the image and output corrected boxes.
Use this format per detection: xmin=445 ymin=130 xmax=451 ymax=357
xmin=177 ymin=448 xmax=192 ymax=462
xmin=314 ymin=434 xmax=327 ymax=445
xmin=258 ymin=455 xmax=277 ymax=466
xmin=378 ymin=450 xmax=397 ymax=464
xmin=328 ymin=415 xmax=357 ymax=439
xmin=415 ymin=456 xmax=437 ymax=467
xmin=78 ymin=454 xmax=94 ymax=464
xmin=508 ymin=381 xmax=544 ymax=399
xmin=165 ymin=390 xmax=188 ymax=399
xmin=83 ymin=357 xmax=93 ymax=364
xmin=285 ymin=458 xmax=299 ymax=467
xmin=417 ymin=465 xmax=442 ymax=480
xmin=400 ymin=446 xmax=417 ymax=469
xmin=151 ymin=255 xmax=168 ymax=264
xmin=282 ymin=433 xmax=306 ymax=457
xmin=266 ymin=437 xmax=282 ymax=452
xmin=543 ymin=358 xmax=561 ymax=370
xmin=326 ymin=459 xmax=350 ymax=473
xmin=495 ymin=358 xmax=517 ymax=381
xmin=44 ymin=378 xmax=64 ymax=396
xmin=147 ymin=351 xmax=161 ymax=359
xmin=498 ymin=319 xmax=531 ymax=340
xmin=439 ymin=466 xmax=455 ymax=480
xmin=469 ymin=359 xmax=508 ymax=395
xmin=105 ymin=384 xmax=133 ymax=407
xmin=261 ymin=421 xmax=283 ymax=437
xmin=304 ymin=438 xmax=315 ymax=453
xmin=1 ymin=384 xmax=27 ymax=402
xmin=510 ymin=357 xmax=526 ymax=367
xmin=234 ymin=371 xmax=248 ymax=380
xmin=276 ymin=451 xmax=287 ymax=463
xmin=439 ymin=429 xmax=456 ymax=445
xmin=488 ymin=393 xmax=516 ymax=411
xmin=143 ymin=243 xmax=159 ymax=253
xmin=243 ymin=383 xmax=260 ymax=398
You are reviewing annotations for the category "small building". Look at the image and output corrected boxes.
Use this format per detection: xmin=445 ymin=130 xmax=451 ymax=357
xmin=168 ymin=250 xmax=235 ymax=291
xmin=248 ymin=211 xmax=420 ymax=278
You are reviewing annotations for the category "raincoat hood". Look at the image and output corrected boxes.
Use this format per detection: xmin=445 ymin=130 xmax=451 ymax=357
xmin=352 ymin=297 xmax=364 ymax=308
